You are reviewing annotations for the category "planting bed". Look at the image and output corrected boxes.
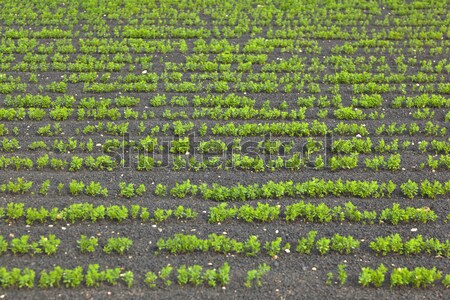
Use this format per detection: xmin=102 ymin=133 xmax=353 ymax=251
xmin=1 ymin=0 xmax=450 ymax=299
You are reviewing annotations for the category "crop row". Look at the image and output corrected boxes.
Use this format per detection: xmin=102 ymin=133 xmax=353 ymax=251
xmin=2 ymin=1 xmax=449 ymax=28
xmin=0 ymin=265 xmax=132 ymax=289
xmin=211 ymin=202 xmax=436 ymax=225
xmin=0 ymin=33 xmax=447 ymax=55
xmin=0 ymin=235 xmax=132 ymax=255
xmin=2 ymin=97 xmax=450 ymax=124
xmin=5 ymin=65 xmax=450 ymax=86
xmin=7 ymin=51 xmax=449 ymax=71
xmin=157 ymin=232 xmax=450 ymax=257
xmin=3 ymin=177 xmax=450 ymax=201
xmin=357 ymin=265 xmax=450 ymax=289
xmin=0 ymin=152 xmax=403 ymax=173
xmin=3 ymin=93 xmax=450 ymax=110
xmin=2 ymin=82 xmax=450 ymax=96
xmin=4 ymin=135 xmax=450 ymax=157
xmin=3 ymin=202 xmax=198 ymax=224
xmin=3 ymin=231 xmax=450 ymax=259
xmin=0 ymin=262 xmax=271 ymax=289
xmin=1 ymin=122 xmax=449 ymax=144
xmin=2 ymin=200 xmax=441 ymax=226
xmin=171 ymin=178 xmax=449 ymax=201
xmin=4 ymin=136 xmax=450 ymax=160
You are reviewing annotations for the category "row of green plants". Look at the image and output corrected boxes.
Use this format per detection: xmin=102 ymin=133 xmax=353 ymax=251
xmin=2 ymin=105 xmax=449 ymax=126
xmin=12 ymin=39 xmax=449 ymax=64
xmin=173 ymin=179 xmax=396 ymax=200
xmin=2 ymin=121 xmax=448 ymax=143
xmin=370 ymin=234 xmax=450 ymax=256
xmin=0 ymin=234 xmax=60 ymax=255
xmin=0 ymin=152 xmax=402 ymax=172
xmin=3 ymin=176 xmax=450 ymax=201
xmin=0 ymin=174 xmax=427 ymax=199
xmin=209 ymin=202 xmax=436 ymax=225
xmin=0 ymin=235 xmax=132 ymax=256
xmin=0 ymin=200 xmax=440 ymax=226
xmin=0 ymin=262 xmax=243 ymax=289
xmin=358 ymin=265 xmax=449 ymax=288
xmin=3 ymin=92 xmax=447 ymax=111
xmin=156 ymin=232 xmax=360 ymax=256
xmin=144 ymin=263 xmax=232 ymax=288
xmin=5 ymin=133 xmax=450 ymax=159
xmin=7 ymin=73 xmax=450 ymax=95
xmin=2 ymin=202 xmax=198 ymax=224
xmin=7 ymin=230 xmax=450 ymax=259
xmin=172 ymin=178 xmax=450 ymax=201
xmin=0 ymin=265 xmax=133 ymax=289
xmin=0 ymin=154 xmax=118 ymax=172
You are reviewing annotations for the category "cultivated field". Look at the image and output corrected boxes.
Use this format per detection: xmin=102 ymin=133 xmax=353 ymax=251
xmin=1 ymin=0 xmax=450 ymax=299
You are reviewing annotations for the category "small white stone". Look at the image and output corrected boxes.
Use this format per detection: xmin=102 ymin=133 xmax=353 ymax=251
xmin=284 ymin=248 xmax=290 ymax=253
xmin=223 ymin=232 xmax=227 ymax=235
xmin=411 ymin=228 xmax=418 ymax=232
xmin=142 ymin=70 xmax=147 ymax=74
xmin=275 ymin=230 xmax=279 ymax=234
xmin=96 ymin=143 xmax=102 ymax=147
xmin=61 ymin=227 xmax=66 ymax=230
xmin=48 ymin=224 xmax=53 ymax=228
xmin=312 ymin=267 xmax=317 ymax=271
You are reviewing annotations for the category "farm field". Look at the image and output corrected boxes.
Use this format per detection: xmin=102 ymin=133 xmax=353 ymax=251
xmin=1 ymin=0 xmax=450 ymax=299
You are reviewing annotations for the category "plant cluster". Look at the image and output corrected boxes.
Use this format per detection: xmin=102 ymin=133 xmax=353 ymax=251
xmin=156 ymin=233 xmax=262 ymax=256
xmin=0 ymin=202 xmax=199 ymax=224
xmin=359 ymin=265 xmax=444 ymax=288
xmin=145 ymin=263 xmax=230 ymax=288
xmin=370 ymin=234 xmax=450 ymax=256
xmin=245 ymin=263 xmax=271 ymax=288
